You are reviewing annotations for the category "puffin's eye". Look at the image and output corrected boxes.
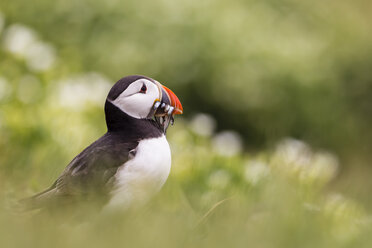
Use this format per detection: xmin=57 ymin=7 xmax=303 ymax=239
xmin=140 ymin=84 xmax=147 ymax=93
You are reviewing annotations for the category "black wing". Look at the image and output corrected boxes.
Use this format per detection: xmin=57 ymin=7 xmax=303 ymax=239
xmin=25 ymin=132 xmax=138 ymax=209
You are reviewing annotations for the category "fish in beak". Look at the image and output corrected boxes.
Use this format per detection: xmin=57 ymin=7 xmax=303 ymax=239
xmin=152 ymin=82 xmax=183 ymax=131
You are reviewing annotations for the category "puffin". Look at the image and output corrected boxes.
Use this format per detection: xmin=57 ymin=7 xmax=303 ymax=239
xmin=24 ymin=75 xmax=183 ymax=211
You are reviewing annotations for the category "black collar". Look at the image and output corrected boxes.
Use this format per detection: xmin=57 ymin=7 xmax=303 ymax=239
xmin=104 ymin=101 xmax=163 ymax=139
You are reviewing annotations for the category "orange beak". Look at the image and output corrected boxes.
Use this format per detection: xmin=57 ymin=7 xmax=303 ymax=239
xmin=161 ymin=85 xmax=183 ymax=115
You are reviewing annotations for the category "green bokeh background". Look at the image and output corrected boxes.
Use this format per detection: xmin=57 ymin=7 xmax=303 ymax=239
xmin=0 ymin=0 xmax=372 ymax=247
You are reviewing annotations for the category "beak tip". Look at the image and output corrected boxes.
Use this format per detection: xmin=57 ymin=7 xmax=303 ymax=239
xmin=173 ymin=109 xmax=183 ymax=115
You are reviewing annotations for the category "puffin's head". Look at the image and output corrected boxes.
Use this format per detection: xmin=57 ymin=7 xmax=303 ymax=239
xmin=105 ymin=75 xmax=183 ymax=131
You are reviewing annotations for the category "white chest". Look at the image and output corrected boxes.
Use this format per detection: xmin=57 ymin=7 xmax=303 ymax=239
xmin=105 ymin=135 xmax=171 ymax=210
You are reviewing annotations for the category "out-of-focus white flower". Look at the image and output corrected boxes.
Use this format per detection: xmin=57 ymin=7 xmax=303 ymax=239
xmin=17 ymin=75 xmax=42 ymax=104
xmin=301 ymin=152 xmax=338 ymax=183
xmin=274 ymin=137 xmax=339 ymax=184
xmin=3 ymin=23 xmax=56 ymax=72
xmin=55 ymin=73 xmax=111 ymax=110
xmin=0 ymin=12 xmax=5 ymax=35
xmin=3 ymin=24 xmax=37 ymax=55
xmin=212 ymin=130 xmax=243 ymax=156
xmin=244 ymin=160 xmax=270 ymax=185
xmin=190 ymin=113 xmax=216 ymax=137
xmin=25 ymin=41 xmax=56 ymax=72
xmin=0 ymin=77 xmax=12 ymax=101
xmin=275 ymin=138 xmax=312 ymax=168
xmin=207 ymin=169 xmax=231 ymax=189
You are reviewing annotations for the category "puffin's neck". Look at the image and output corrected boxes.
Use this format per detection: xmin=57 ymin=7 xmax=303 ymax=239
xmin=104 ymin=100 xmax=163 ymax=139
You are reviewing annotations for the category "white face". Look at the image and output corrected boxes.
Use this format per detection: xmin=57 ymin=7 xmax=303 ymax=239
xmin=110 ymin=79 xmax=161 ymax=119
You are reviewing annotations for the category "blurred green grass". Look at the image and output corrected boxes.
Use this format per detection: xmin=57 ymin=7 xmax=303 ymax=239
xmin=1 ymin=121 xmax=372 ymax=247
xmin=1 ymin=0 xmax=372 ymax=247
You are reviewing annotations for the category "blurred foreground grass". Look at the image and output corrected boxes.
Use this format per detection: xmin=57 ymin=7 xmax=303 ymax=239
xmin=1 ymin=120 xmax=372 ymax=247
